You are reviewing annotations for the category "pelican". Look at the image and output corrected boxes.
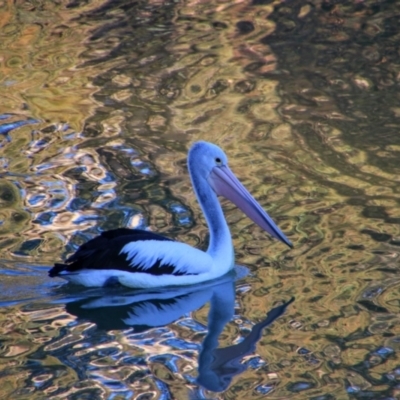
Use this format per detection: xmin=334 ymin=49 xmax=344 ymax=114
xmin=49 ymin=141 xmax=292 ymax=288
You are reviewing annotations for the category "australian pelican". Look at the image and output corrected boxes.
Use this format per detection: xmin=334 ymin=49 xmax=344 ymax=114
xmin=49 ymin=141 xmax=292 ymax=288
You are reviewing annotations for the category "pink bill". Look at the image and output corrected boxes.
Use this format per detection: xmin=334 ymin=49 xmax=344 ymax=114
xmin=208 ymin=166 xmax=292 ymax=248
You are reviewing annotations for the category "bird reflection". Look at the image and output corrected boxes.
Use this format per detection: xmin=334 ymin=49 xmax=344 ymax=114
xmin=59 ymin=271 xmax=293 ymax=393
xmin=197 ymin=292 xmax=293 ymax=392
xmin=63 ymin=272 xmax=236 ymax=332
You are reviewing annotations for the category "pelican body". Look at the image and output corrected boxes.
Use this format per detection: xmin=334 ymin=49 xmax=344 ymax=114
xmin=49 ymin=141 xmax=292 ymax=288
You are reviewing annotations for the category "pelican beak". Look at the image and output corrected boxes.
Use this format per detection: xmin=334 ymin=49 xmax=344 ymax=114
xmin=208 ymin=165 xmax=292 ymax=248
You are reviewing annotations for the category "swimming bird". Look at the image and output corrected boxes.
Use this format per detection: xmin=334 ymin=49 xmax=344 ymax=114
xmin=49 ymin=141 xmax=292 ymax=288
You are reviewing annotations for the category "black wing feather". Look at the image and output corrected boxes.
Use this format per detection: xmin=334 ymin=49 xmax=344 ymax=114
xmin=66 ymin=228 xmax=173 ymax=263
xmin=49 ymin=228 xmax=194 ymax=277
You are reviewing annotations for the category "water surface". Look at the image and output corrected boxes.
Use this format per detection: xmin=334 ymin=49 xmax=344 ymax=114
xmin=1 ymin=0 xmax=400 ymax=398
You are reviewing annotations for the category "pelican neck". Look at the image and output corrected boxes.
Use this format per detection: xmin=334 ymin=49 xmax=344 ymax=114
xmin=189 ymin=168 xmax=233 ymax=261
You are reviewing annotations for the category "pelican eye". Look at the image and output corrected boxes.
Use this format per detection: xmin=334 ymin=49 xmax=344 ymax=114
xmin=215 ymin=157 xmax=222 ymax=165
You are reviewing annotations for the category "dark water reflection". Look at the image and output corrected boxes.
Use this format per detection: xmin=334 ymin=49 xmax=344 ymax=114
xmin=1 ymin=0 xmax=400 ymax=398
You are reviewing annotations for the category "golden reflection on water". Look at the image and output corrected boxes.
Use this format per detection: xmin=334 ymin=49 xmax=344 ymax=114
xmin=0 ymin=1 xmax=103 ymax=131
xmin=0 ymin=0 xmax=400 ymax=398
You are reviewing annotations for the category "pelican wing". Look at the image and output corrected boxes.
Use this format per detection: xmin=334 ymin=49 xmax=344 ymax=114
xmin=120 ymin=240 xmax=212 ymax=275
xmin=49 ymin=228 xmax=212 ymax=277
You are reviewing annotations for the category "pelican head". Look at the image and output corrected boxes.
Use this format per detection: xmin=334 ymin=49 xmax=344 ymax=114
xmin=188 ymin=141 xmax=292 ymax=248
xmin=188 ymin=141 xmax=228 ymax=178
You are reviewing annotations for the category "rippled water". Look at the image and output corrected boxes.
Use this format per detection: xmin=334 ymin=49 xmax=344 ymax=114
xmin=1 ymin=0 xmax=400 ymax=398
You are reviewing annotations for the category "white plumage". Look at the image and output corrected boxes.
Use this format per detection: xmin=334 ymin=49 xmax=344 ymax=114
xmin=120 ymin=240 xmax=215 ymax=275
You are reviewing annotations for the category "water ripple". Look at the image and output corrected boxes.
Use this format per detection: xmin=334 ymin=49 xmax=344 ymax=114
xmin=0 ymin=0 xmax=400 ymax=399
